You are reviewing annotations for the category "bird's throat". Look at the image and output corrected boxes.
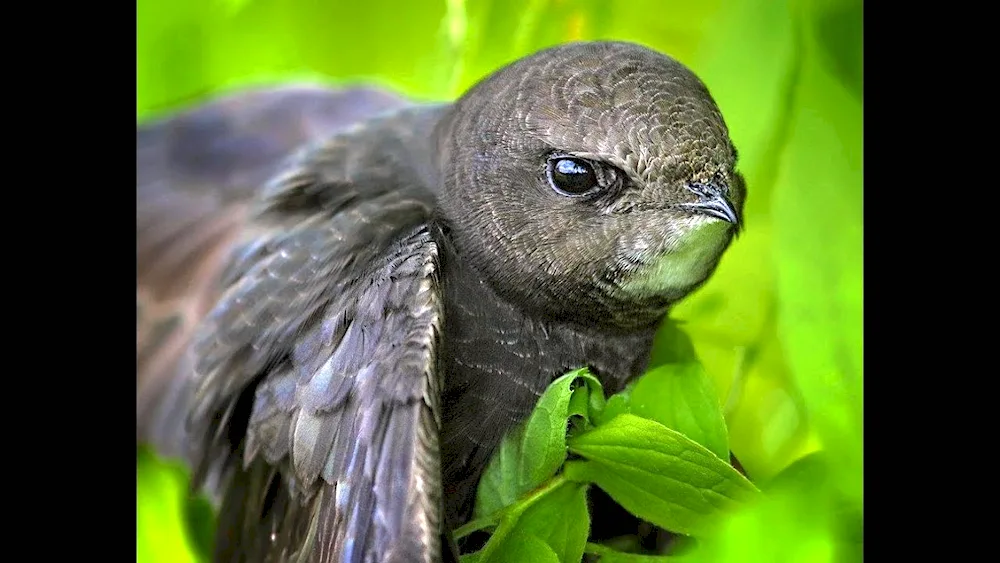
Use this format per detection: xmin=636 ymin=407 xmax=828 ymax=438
xmin=620 ymin=220 xmax=731 ymax=299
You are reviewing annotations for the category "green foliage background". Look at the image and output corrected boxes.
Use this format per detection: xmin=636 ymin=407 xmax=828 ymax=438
xmin=136 ymin=0 xmax=862 ymax=561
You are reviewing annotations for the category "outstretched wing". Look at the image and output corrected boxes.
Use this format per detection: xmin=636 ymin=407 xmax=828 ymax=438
xmin=186 ymin=126 xmax=450 ymax=562
xmin=136 ymin=84 xmax=408 ymax=461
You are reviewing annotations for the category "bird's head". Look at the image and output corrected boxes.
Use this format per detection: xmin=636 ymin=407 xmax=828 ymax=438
xmin=434 ymin=41 xmax=745 ymax=329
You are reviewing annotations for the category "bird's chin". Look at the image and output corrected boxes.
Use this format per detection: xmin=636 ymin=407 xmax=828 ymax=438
xmin=617 ymin=218 xmax=733 ymax=299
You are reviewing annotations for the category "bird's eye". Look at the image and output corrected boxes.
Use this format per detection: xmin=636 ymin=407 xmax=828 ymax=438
xmin=546 ymin=157 xmax=601 ymax=196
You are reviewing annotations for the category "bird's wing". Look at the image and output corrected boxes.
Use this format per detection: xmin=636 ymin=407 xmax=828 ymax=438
xmin=136 ymin=84 xmax=408 ymax=461
xmin=184 ymin=123 xmax=449 ymax=562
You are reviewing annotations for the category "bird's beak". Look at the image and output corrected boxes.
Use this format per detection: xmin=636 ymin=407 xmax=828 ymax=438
xmin=681 ymin=182 xmax=741 ymax=230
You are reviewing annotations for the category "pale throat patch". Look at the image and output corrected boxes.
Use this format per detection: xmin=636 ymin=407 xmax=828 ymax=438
xmin=620 ymin=219 xmax=730 ymax=297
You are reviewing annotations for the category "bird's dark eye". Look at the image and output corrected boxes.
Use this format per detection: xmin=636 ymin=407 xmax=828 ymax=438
xmin=546 ymin=157 xmax=600 ymax=196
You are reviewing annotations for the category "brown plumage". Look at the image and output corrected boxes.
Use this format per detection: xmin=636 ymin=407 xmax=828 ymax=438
xmin=137 ymin=41 xmax=744 ymax=563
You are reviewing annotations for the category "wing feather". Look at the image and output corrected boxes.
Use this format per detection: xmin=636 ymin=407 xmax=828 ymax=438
xmin=136 ymin=85 xmax=407 ymax=460
xmin=194 ymin=223 xmax=446 ymax=562
xmin=138 ymin=85 xmax=452 ymax=561
xmin=183 ymin=122 xmax=451 ymax=561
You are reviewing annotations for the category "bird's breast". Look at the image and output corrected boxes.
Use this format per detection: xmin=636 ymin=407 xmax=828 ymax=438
xmin=436 ymin=246 xmax=657 ymax=524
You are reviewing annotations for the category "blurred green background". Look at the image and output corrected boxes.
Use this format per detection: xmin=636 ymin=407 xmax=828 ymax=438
xmin=136 ymin=0 xmax=862 ymax=561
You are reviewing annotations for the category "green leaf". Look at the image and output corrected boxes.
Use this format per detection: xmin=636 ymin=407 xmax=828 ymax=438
xmin=474 ymin=369 xmax=602 ymax=518
xmin=467 ymin=478 xmax=587 ymax=563
xmin=679 ymin=453 xmax=861 ymax=563
xmin=629 ymin=363 xmax=730 ymax=461
xmin=585 ymin=542 xmax=679 ymax=562
xmin=567 ymin=385 xmax=593 ymax=436
xmin=593 ymin=391 xmax=631 ymax=427
xmin=648 ymin=319 xmax=699 ymax=367
xmin=568 ymin=384 xmax=590 ymax=421
xmin=585 ymin=375 xmax=608 ymax=420
xmin=514 ymin=481 xmax=590 ymax=563
xmin=480 ymin=532 xmax=562 ymax=563
xmin=566 ymin=414 xmax=758 ymax=537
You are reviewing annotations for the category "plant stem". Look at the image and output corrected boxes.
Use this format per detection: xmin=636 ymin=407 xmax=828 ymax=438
xmin=584 ymin=542 xmax=680 ymax=561
xmin=453 ymin=473 xmax=569 ymax=540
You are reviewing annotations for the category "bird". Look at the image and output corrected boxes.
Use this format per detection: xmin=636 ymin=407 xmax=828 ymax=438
xmin=136 ymin=40 xmax=745 ymax=563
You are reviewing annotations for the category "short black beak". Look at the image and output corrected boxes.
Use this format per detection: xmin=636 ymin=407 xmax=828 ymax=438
xmin=681 ymin=182 xmax=741 ymax=229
